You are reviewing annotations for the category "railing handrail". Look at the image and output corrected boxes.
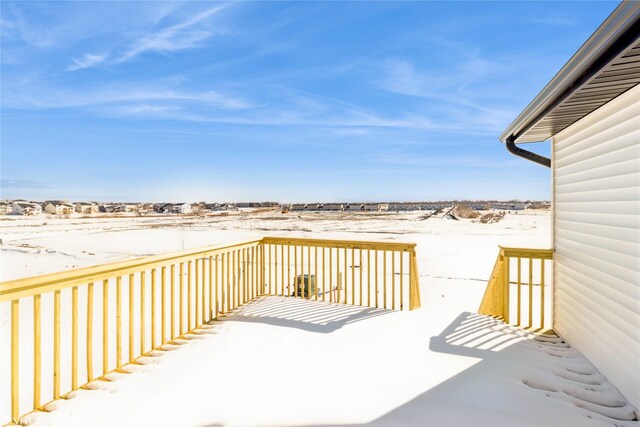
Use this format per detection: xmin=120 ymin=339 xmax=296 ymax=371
xmin=499 ymin=246 xmax=554 ymax=259
xmin=261 ymin=236 xmax=416 ymax=251
xmin=0 ymin=239 xmax=263 ymax=302
xmin=0 ymin=237 xmax=418 ymax=302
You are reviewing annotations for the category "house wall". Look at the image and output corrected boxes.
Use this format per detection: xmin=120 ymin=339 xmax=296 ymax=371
xmin=552 ymin=84 xmax=639 ymax=408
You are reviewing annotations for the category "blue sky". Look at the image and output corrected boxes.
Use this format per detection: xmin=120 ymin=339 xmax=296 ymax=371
xmin=1 ymin=1 xmax=618 ymax=202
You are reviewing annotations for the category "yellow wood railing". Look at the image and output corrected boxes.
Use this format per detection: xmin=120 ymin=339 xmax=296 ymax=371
xmin=0 ymin=236 xmax=420 ymax=425
xmin=478 ymin=247 xmax=553 ymax=331
xmin=261 ymin=237 xmax=420 ymax=311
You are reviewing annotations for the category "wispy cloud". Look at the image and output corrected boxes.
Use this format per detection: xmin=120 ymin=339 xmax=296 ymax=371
xmin=115 ymin=5 xmax=227 ymax=64
xmin=529 ymin=14 xmax=577 ymax=27
xmin=1 ymin=179 xmax=53 ymax=189
xmin=62 ymin=5 xmax=229 ymax=71
xmin=5 ymin=85 xmax=257 ymax=111
xmin=370 ymin=153 xmax=516 ymax=169
xmin=0 ymin=14 xmax=54 ymax=48
xmin=68 ymin=53 xmax=107 ymax=71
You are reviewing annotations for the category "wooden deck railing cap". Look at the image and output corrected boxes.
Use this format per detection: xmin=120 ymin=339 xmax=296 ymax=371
xmin=0 ymin=239 xmax=263 ymax=302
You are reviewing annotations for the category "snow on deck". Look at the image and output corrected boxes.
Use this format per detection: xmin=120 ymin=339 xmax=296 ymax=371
xmin=2 ymin=211 xmax=638 ymax=426
xmin=23 ymin=295 xmax=637 ymax=427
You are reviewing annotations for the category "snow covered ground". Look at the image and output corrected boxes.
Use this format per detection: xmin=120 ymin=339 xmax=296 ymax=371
xmin=1 ymin=210 xmax=638 ymax=426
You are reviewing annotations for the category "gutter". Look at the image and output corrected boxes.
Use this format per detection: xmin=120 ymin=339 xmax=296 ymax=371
xmin=505 ymin=137 xmax=550 ymax=168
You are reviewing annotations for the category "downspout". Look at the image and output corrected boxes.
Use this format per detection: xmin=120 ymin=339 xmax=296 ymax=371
xmin=505 ymin=136 xmax=551 ymax=168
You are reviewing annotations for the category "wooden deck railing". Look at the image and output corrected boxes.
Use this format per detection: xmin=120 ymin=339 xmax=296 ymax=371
xmin=0 ymin=236 xmax=420 ymax=425
xmin=261 ymin=237 xmax=420 ymax=311
xmin=478 ymin=247 xmax=554 ymax=330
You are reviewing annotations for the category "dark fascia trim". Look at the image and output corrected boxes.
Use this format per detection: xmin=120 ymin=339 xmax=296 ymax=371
xmin=499 ymin=1 xmax=640 ymax=143
xmin=505 ymin=137 xmax=550 ymax=168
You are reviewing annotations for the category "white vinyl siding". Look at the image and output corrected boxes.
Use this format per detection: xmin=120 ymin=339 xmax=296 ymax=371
xmin=553 ymin=83 xmax=640 ymax=409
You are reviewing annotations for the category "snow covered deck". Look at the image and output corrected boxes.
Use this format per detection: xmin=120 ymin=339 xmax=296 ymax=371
xmin=2 ymin=212 xmax=637 ymax=426
xmin=22 ymin=295 xmax=636 ymax=427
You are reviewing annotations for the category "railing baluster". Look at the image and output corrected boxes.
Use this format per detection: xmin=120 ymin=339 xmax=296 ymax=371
xmin=245 ymin=250 xmax=250 ymax=302
xmin=226 ymin=251 xmax=230 ymax=311
xmin=116 ymin=276 xmax=122 ymax=368
xmin=195 ymin=259 xmax=200 ymax=327
xmin=359 ymin=249 xmax=363 ymax=306
xmin=202 ymin=258 xmax=206 ymax=323
xmin=235 ymin=250 xmax=240 ymax=308
xmin=208 ymin=257 xmax=213 ymax=321
xmin=214 ymin=255 xmax=219 ymax=318
xmin=71 ymin=288 xmax=77 ymax=389
xmin=383 ymin=251 xmax=387 ymax=309
xmin=170 ymin=265 xmax=175 ymax=340
xmin=301 ymin=246 xmax=305 ymax=298
xmin=528 ymin=257 xmax=533 ymax=328
xmin=392 ymin=251 xmax=396 ymax=310
xmin=225 ymin=252 xmax=231 ymax=312
xmin=180 ymin=263 xmax=185 ymax=333
xmin=261 ymin=244 xmax=266 ymax=296
xmin=540 ymin=259 xmax=546 ymax=329
xmin=336 ymin=249 xmax=340 ymax=303
xmin=375 ymin=250 xmax=379 ymax=308
xmin=322 ymin=247 xmax=326 ymax=302
xmin=314 ymin=246 xmax=318 ymax=300
xmin=140 ymin=271 xmax=147 ymax=354
xmin=367 ymin=249 xmax=371 ymax=308
xmin=151 ymin=268 xmax=157 ymax=350
xmin=11 ymin=299 xmax=19 ymax=424
xmin=87 ymin=283 xmax=94 ymax=381
xmin=161 ymin=267 xmax=166 ymax=345
xmin=503 ymin=252 xmax=510 ymax=324
xmin=329 ymin=248 xmax=333 ymax=303
xmin=287 ymin=245 xmax=291 ymax=297
xmin=516 ymin=257 xmax=522 ymax=326
xmin=188 ymin=260 xmax=193 ymax=331
xmin=54 ymin=289 xmax=61 ymax=398
xmin=103 ymin=278 xmax=109 ymax=375
xmin=308 ymin=246 xmax=311 ymax=299
xmin=129 ymin=274 xmax=134 ymax=361
xmin=246 ymin=248 xmax=250 ymax=302
xmin=294 ymin=245 xmax=298 ymax=298
xmin=351 ymin=247 xmax=355 ymax=305
xmin=343 ymin=247 xmax=347 ymax=304
xmin=242 ymin=249 xmax=247 ymax=303
xmin=281 ymin=245 xmax=285 ymax=296
xmin=400 ymin=252 xmax=404 ymax=310
xmin=34 ymin=293 xmax=41 ymax=409
xmin=254 ymin=246 xmax=258 ymax=299
xmin=269 ymin=244 xmax=273 ymax=295
xmin=141 ymin=271 xmax=146 ymax=353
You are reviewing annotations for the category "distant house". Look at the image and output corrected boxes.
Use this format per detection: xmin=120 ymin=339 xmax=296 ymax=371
xmin=490 ymin=202 xmax=526 ymax=211
xmin=498 ymin=1 xmax=640 ymax=408
xmin=321 ymin=203 xmax=342 ymax=211
xmin=0 ymin=201 xmax=13 ymax=215
xmin=44 ymin=201 xmax=75 ymax=215
xmin=75 ymin=202 xmax=99 ymax=214
xmin=168 ymin=203 xmax=192 ymax=214
xmin=12 ymin=201 xmax=43 ymax=216
xmin=179 ymin=203 xmax=192 ymax=214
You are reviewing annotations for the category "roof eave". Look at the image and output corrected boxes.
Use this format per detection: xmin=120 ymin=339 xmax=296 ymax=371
xmin=499 ymin=1 xmax=640 ymax=143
